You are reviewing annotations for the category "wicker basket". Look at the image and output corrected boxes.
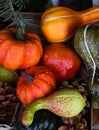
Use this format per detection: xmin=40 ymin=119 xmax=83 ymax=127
xmin=0 ymin=12 xmax=96 ymax=130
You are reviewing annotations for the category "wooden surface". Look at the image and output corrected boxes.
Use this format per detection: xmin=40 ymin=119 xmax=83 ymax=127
xmin=91 ymin=108 xmax=99 ymax=130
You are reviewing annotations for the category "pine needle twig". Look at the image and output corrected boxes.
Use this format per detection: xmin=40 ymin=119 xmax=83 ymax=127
xmin=0 ymin=0 xmax=29 ymax=39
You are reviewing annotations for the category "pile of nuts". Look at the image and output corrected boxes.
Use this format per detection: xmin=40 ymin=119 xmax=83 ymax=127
xmin=0 ymin=81 xmax=19 ymax=124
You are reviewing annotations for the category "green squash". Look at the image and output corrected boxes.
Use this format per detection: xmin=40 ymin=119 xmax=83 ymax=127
xmin=74 ymin=24 xmax=99 ymax=109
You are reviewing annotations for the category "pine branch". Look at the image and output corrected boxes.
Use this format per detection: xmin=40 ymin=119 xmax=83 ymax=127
xmin=0 ymin=0 xmax=27 ymax=26
xmin=13 ymin=0 xmax=30 ymax=11
xmin=0 ymin=0 xmax=28 ymax=39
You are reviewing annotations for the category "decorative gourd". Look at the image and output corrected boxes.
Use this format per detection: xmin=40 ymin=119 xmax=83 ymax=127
xmin=16 ymin=109 xmax=60 ymax=130
xmin=0 ymin=65 xmax=19 ymax=83
xmin=16 ymin=65 xmax=56 ymax=105
xmin=74 ymin=24 xmax=99 ymax=109
xmin=41 ymin=6 xmax=99 ymax=42
xmin=41 ymin=43 xmax=81 ymax=82
xmin=21 ymin=88 xmax=85 ymax=126
xmin=0 ymin=28 xmax=43 ymax=70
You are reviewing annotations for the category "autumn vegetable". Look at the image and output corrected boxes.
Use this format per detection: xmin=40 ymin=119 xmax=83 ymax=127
xmin=41 ymin=6 xmax=99 ymax=42
xmin=0 ymin=1 xmax=43 ymax=70
xmin=16 ymin=65 xmax=56 ymax=105
xmin=0 ymin=65 xmax=19 ymax=83
xmin=0 ymin=28 xmax=43 ymax=70
xmin=41 ymin=43 xmax=81 ymax=82
xmin=16 ymin=109 xmax=60 ymax=130
xmin=21 ymin=88 xmax=85 ymax=126
xmin=74 ymin=24 xmax=99 ymax=109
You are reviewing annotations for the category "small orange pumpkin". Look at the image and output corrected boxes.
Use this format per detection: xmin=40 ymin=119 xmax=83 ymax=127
xmin=0 ymin=28 xmax=43 ymax=70
xmin=16 ymin=65 xmax=56 ymax=105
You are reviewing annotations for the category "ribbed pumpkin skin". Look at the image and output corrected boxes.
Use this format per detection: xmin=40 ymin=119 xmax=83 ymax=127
xmin=0 ymin=28 xmax=43 ymax=70
xmin=74 ymin=24 xmax=99 ymax=109
xmin=16 ymin=65 xmax=56 ymax=105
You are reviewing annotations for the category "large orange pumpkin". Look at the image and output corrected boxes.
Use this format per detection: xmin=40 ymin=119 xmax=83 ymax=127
xmin=16 ymin=65 xmax=56 ymax=105
xmin=0 ymin=28 xmax=43 ymax=70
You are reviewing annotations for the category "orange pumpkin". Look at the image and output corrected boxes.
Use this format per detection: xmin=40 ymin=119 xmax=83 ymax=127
xmin=0 ymin=28 xmax=43 ymax=70
xmin=16 ymin=65 xmax=56 ymax=105
xmin=41 ymin=6 xmax=99 ymax=43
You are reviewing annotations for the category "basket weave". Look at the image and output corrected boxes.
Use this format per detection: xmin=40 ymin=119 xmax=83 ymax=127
xmin=0 ymin=12 xmax=95 ymax=130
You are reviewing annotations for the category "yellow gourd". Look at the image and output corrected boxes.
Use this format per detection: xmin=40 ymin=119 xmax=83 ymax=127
xmin=41 ymin=6 xmax=99 ymax=42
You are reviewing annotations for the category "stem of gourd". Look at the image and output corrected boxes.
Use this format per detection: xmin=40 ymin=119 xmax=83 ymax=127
xmin=80 ymin=6 xmax=99 ymax=25
xmin=21 ymin=71 xmax=34 ymax=83
xmin=16 ymin=26 xmax=24 ymax=40
xmin=21 ymin=99 xmax=46 ymax=126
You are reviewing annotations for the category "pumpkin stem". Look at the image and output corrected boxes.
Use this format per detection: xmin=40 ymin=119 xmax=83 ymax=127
xmin=16 ymin=26 xmax=24 ymax=40
xmin=21 ymin=71 xmax=33 ymax=83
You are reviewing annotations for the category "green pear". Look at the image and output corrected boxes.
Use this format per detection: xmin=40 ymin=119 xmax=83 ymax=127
xmin=0 ymin=65 xmax=19 ymax=83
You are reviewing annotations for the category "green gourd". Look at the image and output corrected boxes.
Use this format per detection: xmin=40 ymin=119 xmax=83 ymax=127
xmin=0 ymin=65 xmax=19 ymax=84
xmin=21 ymin=88 xmax=85 ymax=126
xmin=74 ymin=24 xmax=99 ymax=109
